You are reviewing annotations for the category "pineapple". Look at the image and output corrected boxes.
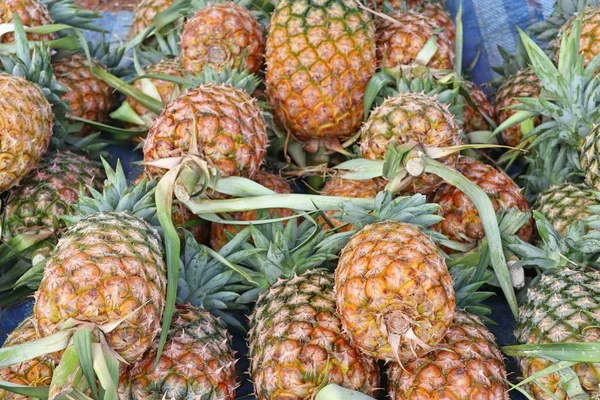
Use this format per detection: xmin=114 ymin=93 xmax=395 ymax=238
xmin=557 ymin=6 xmax=600 ymax=67
xmin=249 ymin=270 xmax=380 ymax=399
xmin=359 ymin=92 xmax=462 ymax=195
xmin=0 ymin=73 xmax=53 ymax=193
xmin=52 ymin=53 xmax=114 ymax=131
xmin=1 ymin=150 xmax=104 ymax=240
xmin=0 ymin=0 xmax=55 ymax=43
xmin=180 ymin=2 xmax=265 ymax=74
xmin=515 ymin=267 xmax=600 ymax=399
xmin=143 ymin=83 xmax=268 ymax=179
xmin=126 ymin=57 xmax=184 ymax=127
xmin=432 ymin=157 xmax=532 ymax=247
xmin=0 ymin=316 xmax=61 ymax=400
xmin=265 ymin=0 xmax=376 ymax=153
xmin=463 ymin=80 xmax=496 ymax=133
xmin=534 ymin=183 xmax=598 ymax=236
xmin=494 ymin=67 xmax=541 ymax=147
xmin=388 ymin=311 xmax=509 ymax=399
xmin=335 ymin=220 xmax=455 ymax=362
xmin=129 ymin=0 xmax=175 ymax=37
xmin=128 ymin=303 xmax=237 ymax=400
xmin=319 ymin=176 xmax=384 ymax=232
xmin=210 ymin=170 xmax=293 ymax=250
xmin=34 ymin=211 xmax=167 ymax=363
xmin=376 ymin=9 xmax=454 ymax=70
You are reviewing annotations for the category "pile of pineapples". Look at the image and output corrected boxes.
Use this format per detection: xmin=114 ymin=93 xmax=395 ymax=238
xmin=2 ymin=0 xmax=600 ymax=399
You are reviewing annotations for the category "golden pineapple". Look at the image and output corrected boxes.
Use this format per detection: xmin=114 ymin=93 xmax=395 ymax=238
xmin=388 ymin=311 xmax=509 ymax=399
xmin=143 ymin=84 xmax=268 ymax=179
xmin=52 ymin=54 xmax=114 ymax=132
xmin=463 ymin=81 xmax=496 ymax=132
xmin=0 ymin=0 xmax=55 ymax=43
xmin=494 ymin=67 xmax=542 ymax=147
xmin=432 ymin=157 xmax=532 ymax=247
xmin=1 ymin=150 xmax=104 ymax=240
xmin=265 ymin=0 xmax=376 ymax=152
xmin=359 ymin=92 xmax=462 ymax=195
xmin=0 ymin=73 xmax=53 ymax=193
xmin=34 ymin=212 xmax=167 ymax=364
xmin=249 ymin=270 xmax=380 ymax=399
xmin=376 ymin=10 xmax=454 ymax=70
xmin=558 ymin=6 xmax=600 ymax=68
xmin=128 ymin=304 xmax=237 ymax=400
xmin=319 ymin=176 xmax=384 ymax=232
xmin=129 ymin=0 xmax=174 ymax=37
xmin=335 ymin=221 xmax=455 ymax=362
xmin=210 ymin=171 xmax=293 ymax=250
xmin=0 ymin=317 xmax=62 ymax=400
xmin=181 ymin=3 xmax=264 ymax=74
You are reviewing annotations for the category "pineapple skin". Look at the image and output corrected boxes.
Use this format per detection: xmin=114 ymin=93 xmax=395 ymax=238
xmin=376 ymin=10 xmax=454 ymax=70
xmin=516 ymin=267 xmax=600 ymax=399
xmin=129 ymin=304 xmax=237 ymax=400
xmin=210 ymin=171 xmax=293 ymax=250
xmin=433 ymin=157 xmax=532 ymax=246
xmin=248 ymin=270 xmax=380 ymax=400
xmin=34 ymin=212 xmax=167 ymax=364
xmin=559 ymin=7 xmax=600 ymax=69
xmin=265 ymin=0 xmax=376 ymax=151
xmin=581 ymin=125 xmax=600 ymax=191
xmin=181 ymin=3 xmax=265 ymax=74
xmin=0 ymin=73 xmax=54 ymax=193
xmin=388 ymin=311 xmax=509 ymax=400
xmin=143 ymin=85 xmax=268 ymax=179
xmin=319 ymin=176 xmax=385 ymax=232
xmin=52 ymin=54 xmax=114 ymax=132
xmin=359 ymin=93 xmax=462 ymax=195
xmin=463 ymin=81 xmax=496 ymax=133
xmin=129 ymin=0 xmax=175 ymax=37
xmin=534 ymin=183 xmax=598 ymax=236
xmin=335 ymin=221 xmax=456 ymax=362
xmin=0 ymin=0 xmax=55 ymax=43
xmin=0 ymin=317 xmax=62 ymax=400
xmin=1 ymin=151 xmax=105 ymax=240
xmin=494 ymin=67 xmax=542 ymax=147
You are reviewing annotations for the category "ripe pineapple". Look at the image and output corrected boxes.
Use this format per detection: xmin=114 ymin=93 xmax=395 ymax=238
xmin=1 ymin=151 xmax=104 ymax=240
xmin=52 ymin=53 xmax=114 ymax=132
xmin=0 ymin=316 xmax=62 ymax=400
xmin=143 ymin=84 xmax=268 ymax=179
xmin=0 ymin=73 xmax=53 ymax=193
xmin=127 ymin=58 xmax=184 ymax=127
xmin=433 ymin=157 xmax=532 ymax=246
xmin=557 ymin=6 xmax=600 ymax=67
xmin=0 ymin=0 xmax=55 ymax=43
xmin=34 ymin=211 xmax=167 ymax=364
xmin=360 ymin=92 xmax=462 ymax=195
xmin=335 ymin=220 xmax=455 ymax=362
xmin=376 ymin=10 xmax=455 ymax=70
xmin=388 ymin=311 xmax=509 ymax=399
xmin=494 ymin=67 xmax=541 ymax=147
xmin=128 ymin=303 xmax=237 ymax=400
xmin=129 ymin=0 xmax=175 ymax=37
xmin=265 ymin=0 xmax=376 ymax=152
xmin=319 ymin=176 xmax=384 ymax=232
xmin=249 ymin=270 xmax=380 ymax=399
xmin=181 ymin=2 xmax=264 ymax=74
xmin=463 ymin=80 xmax=496 ymax=133
xmin=534 ymin=183 xmax=598 ymax=236
xmin=515 ymin=267 xmax=600 ymax=399
xmin=210 ymin=170 xmax=293 ymax=250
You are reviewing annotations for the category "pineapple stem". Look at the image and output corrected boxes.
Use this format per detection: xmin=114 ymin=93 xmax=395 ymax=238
xmin=423 ymin=158 xmax=518 ymax=319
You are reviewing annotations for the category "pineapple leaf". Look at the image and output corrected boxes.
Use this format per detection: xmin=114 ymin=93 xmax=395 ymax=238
xmin=0 ymin=381 xmax=48 ymax=399
xmin=72 ymin=329 xmax=97 ymax=400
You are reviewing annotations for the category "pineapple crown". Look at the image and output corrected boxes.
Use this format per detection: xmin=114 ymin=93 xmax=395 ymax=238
xmin=496 ymin=19 xmax=600 ymax=194
xmin=177 ymin=231 xmax=252 ymax=331
xmin=63 ymin=159 xmax=160 ymax=230
xmin=528 ymin=0 xmax=600 ymax=52
xmin=490 ymin=37 xmax=531 ymax=88
xmin=40 ymin=0 xmax=102 ymax=32
xmin=87 ymin=40 xmax=127 ymax=76
xmin=182 ymin=64 xmax=261 ymax=95
xmin=0 ymin=16 xmax=69 ymax=149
